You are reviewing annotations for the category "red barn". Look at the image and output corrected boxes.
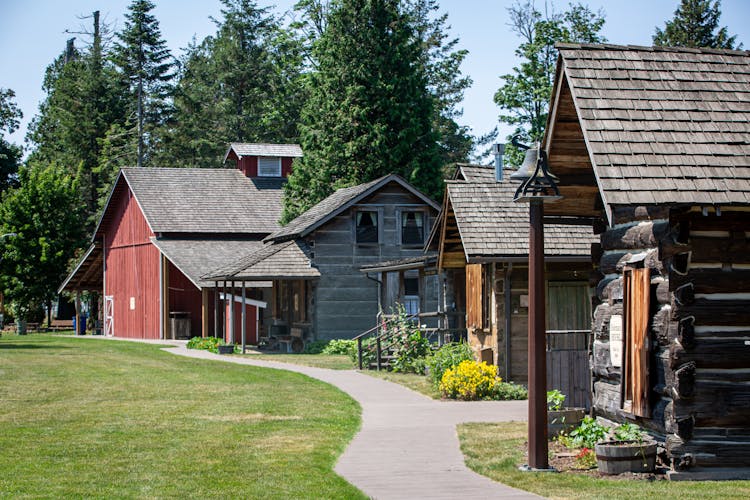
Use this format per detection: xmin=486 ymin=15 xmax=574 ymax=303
xmin=60 ymin=144 xmax=300 ymax=341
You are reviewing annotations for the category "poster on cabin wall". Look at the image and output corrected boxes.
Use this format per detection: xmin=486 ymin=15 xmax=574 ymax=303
xmin=609 ymin=314 xmax=623 ymax=367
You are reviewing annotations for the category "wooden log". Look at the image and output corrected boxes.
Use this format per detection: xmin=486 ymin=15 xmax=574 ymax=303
xmin=670 ymin=268 xmax=750 ymax=294
xmin=673 ymin=362 xmax=696 ymax=400
xmin=612 ymin=205 xmax=669 ymax=225
xmin=601 ymin=249 xmax=664 ymax=275
xmin=593 ymin=379 xmax=622 ymax=420
xmin=600 ymin=221 xmax=670 ymax=251
xmin=670 ymin=338 xmax=750 ymax=370
xmin=673 ymin=283 xmax=694 ymax=306
xmin=658 ymin=233 xmax=691 ymax=260
xmin=589 ymin=269 xmax=604 ymax=288
xmin=592 ymin=340 xmax=620 ymax=381
xmin=689 ymin=234 xmax=750 ymax=265
xmin=672 ymin=299 xmax=750 ymax=326
xmin=677 ymin=316 xmax=695 ymax=350
xmin=596 ymin=276 xmax=622 ymax=302
xmin=667 ymin=435 xmax=750 ymax=468
xmin=672 ymin=380 xmax=750 ymax=427
xmin=654 ymin=278 xmax=670 ymax=305
xmin=653 ymin=306 xmax=673 ymax=346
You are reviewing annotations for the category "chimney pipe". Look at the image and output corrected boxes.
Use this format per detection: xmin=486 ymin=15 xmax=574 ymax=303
xmin=492 ymin=143 xmax=506 ymax=182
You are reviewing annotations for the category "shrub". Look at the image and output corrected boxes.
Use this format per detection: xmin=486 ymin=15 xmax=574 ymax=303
xmin=322 ymin=339 xmax=356 ymax=355
xmin=426 ymin=342 xmax=474 ymax=388
xmin=349 ymin=337 xmax=376 ymax=368
xmin=547 ymin=389 xmax=566 ymax=411
xmin=391 ymin=330 xmax=431 ymax=373
xmin=439 ymin=360 xmax=498 ymax=400
xmin=613 ymin=422 xmax=646 ymax=442
xmin=574 ymin=447 xmax=597 ymax=469
xmin=569 ymin=416 xmax=608 ymax=448
xmin=303 ymin=340 xmax=328 ymax=354
xmin=491 ymin=381 xmax=528 ymax=400
xmin=186 ymin=336 xmax=221 ymax=352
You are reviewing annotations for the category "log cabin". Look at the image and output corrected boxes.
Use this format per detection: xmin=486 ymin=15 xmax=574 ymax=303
xmin=206 ymin=174 xmax=440 ymax=344
xmin=543 ymin=43 xmax=750 ymax=477
xmin=427 ymin=164 xmax=597 ymax=406
xmin=59 ymin=143 xmax=301 ymax=341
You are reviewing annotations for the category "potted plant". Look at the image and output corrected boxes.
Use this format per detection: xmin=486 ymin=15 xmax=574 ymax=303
xmin=216 ymin=341 xmax=235 ymax=355
xmin=595 ymin=422 xmax=657 ymax=474
xmin=547 ymin=390 xmax=585 ymax=437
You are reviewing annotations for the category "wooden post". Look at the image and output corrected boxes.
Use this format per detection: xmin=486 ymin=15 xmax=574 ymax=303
xmin=201 ymin=288 xmax=209 ymax=338
xmin=504 ymin=263 xmax=513 ymax=381
xmin=161 ymin=254 xmax=170 ymax=340
xmin=213 ymin=282 xmax=219 ymax=338
xmin=241 ymin=281 xmax=246 ymax=353
xmin=528 ymin=200 xmax=549 ymax=470
xmin=74 ymin=292 xmax=82 ymax=336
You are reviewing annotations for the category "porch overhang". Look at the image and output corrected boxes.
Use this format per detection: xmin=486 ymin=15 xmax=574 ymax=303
xmin=359 ymin=254 xmax=438 ymax=274
xmin=58 ymin=243 xmax=103 ymax=294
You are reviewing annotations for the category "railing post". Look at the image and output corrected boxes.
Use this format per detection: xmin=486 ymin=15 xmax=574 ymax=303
xmin=357 ymin=337 xmax=362 ymax=370
xmin=376 ymin=337 xmax=382 ymax=371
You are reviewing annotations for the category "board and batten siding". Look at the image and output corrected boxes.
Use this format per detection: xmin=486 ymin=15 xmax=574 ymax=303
xmin=312 ymin=185 xmax=437 ymax=340
xmin=104 ymin=186 xmax=161 ymax=339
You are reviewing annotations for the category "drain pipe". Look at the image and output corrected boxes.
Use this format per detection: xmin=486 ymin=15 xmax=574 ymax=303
xmin=365 ymin=272 xmax=383 ymax=315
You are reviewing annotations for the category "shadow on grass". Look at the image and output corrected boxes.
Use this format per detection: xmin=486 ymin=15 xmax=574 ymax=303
xmin=0 ymin=342 xmax=72 ymax=350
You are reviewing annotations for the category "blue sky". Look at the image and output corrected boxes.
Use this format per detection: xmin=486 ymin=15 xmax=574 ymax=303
xmin=1 ymin=0 xmax=749 ymax=152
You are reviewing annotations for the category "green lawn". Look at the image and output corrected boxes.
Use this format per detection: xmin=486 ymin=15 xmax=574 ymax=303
xmin=459 ymin=421 xmax=750 ymax=500
xmin=0 ymin=334 xmax=364 ymax=499
xmin=363 ymin=370 xmax=440 ymax=399
xmin=245 ymin=352 xmax=355 ymax=370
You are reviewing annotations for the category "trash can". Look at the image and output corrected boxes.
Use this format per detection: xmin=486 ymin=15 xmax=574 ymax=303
xmin=73 ymin=315 xmax=87 ymax=335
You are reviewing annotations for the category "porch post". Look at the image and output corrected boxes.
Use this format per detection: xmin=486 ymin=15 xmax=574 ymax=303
xmin=213 ymin=281 xmax=219 ymax=338
xmin=74 ymin=291 xmax=82 ymax=336
xmin=228 ymin=281 xmax=234 ymax=344
xmin=241 ymin=281 xmax=246 ymax=354
xmin=201 ymin=288 xmax=209 ymax=338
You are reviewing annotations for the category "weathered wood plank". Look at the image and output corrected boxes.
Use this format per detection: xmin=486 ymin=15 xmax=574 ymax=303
xmin=670 ymin=268 xmax=750 ymax=294
xmin=672 ymin=299 xmax=750 ymax=326
xmin=670 ymin=338 xmax=750 ymax=370
xmin=666 ymin=435 xmax=750 ymax=468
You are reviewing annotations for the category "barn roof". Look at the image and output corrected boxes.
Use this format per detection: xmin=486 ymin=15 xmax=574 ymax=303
xmin=204 ymin=240 xmax=319 ymax=281
xmin=95 ymin=168 xmax=285 ymax=237
xmin=151 ymin=238 xmax=269 ymax=289
xmin=546 ymin=43 xmax=750 ymax=224
xmin=224 ymin=143 xmax=303 ymax=162
xmin=430 ymin=171 xmax=595 ymax=264
xmin=267 ymin=174 xmax=439 ymax=243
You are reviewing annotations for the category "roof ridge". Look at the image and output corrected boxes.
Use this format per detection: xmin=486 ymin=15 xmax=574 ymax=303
xmin=555 ymin=42 xmax=749 ymax=56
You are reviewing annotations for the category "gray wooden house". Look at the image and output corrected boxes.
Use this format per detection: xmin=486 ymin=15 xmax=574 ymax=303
xmin=427 ymin=164 xmax=596 ymax=406
xmin=207 ymin=174 xmax=440 ymax=342
xmin=542 ymin=43 xmax=750 ymax=477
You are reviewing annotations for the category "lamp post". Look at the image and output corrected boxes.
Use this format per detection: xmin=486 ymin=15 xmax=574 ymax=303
xmin=510 ymin=137 xmax=560 ymax=471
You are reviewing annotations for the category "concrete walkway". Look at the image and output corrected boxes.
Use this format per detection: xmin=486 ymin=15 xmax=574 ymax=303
xmin=166 ymin=345 xmax=540 ymax=499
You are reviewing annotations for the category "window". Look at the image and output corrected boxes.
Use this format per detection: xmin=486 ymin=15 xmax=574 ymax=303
xmin=400 ymin=210 xmax=425 ymax=246
xmin=356 ymin=210 xmax=379 ymax=244
xmin=257 ymin=157 xmax=281 ymax=177
xmin=403 ymin=274 xmax=420 ymax=316
xmin=623 ymin=267 xmax=651 ymax=417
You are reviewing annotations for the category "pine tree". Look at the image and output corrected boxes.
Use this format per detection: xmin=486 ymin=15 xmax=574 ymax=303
xmin=653 ymin=0 xmax=740 ymax=49
xmin=282 ymin=0 xmax=442 ymax=223
xmin=165 ymin=0 xmax=305 ymax=167
xmin=494 ymin=1 xmax=606 ymax=165
xmin=112 ymin=0 xmax=175 ymax=168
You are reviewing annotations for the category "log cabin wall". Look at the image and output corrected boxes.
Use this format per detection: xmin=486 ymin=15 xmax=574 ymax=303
xmin=591 ymin=206 xmax=750 ymax=470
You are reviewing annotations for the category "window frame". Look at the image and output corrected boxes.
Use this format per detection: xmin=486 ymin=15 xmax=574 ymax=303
xmin=354 ymin=208 xmax=382 ymax=246
xmin=397 ymin=208 xmax=428 ymax=248
xmin=257 ymin=156 xmax=282 ymax=177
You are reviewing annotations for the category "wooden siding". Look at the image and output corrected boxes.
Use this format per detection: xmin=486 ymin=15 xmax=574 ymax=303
xmin=104 ymin=187 xmax=160 ymax=338
xmin=167 ymin=261 xmax=203 ymax=338
xmin=236 ymin=156 xmax=294 ymax=178
xmin=312 ymin=184 xmax=438 ymax=339
xmin=465 ymin=263 xmax=483 ymax=330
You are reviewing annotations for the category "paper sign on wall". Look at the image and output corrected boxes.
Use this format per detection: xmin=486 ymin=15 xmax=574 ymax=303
xmin=130 ymin=297 xmax=136 ymax=310
xmin=609 ymin=314 xmax=623 ymax=367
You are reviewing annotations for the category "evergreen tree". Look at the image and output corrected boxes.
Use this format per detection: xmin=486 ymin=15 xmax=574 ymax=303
xmin=494 ymin=1 xmax=606 ymax=165
xmin=165 ymin=0 xmax=305 ymax=167
xmin=0 ymin=88 xmax=23 ymax=193
xmin=0 ymin=163 xmax=86 ymax=325
xmin=282 ymin=0 xmax=442 ymax=223
xmin=112 ymin=0 xmax=175 ymax=168
xmin=653 ymin=0 xmax=740 ymax=49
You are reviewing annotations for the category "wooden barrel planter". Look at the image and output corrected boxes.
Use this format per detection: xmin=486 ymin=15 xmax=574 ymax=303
xmin=547 ymin=408 xmax=585 ymax=437
xmin=595 ymin=440 xmax=657 ymax=474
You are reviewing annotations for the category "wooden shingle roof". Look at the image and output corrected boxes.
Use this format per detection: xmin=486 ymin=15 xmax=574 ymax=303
xmin=454 ymin=164 xmax=496 ymax=182
xmin=549 ymin=43 xmax=750 ymax=222
xmin=151 ymin=238 xmax=268 ymax=288
xmin=225 ymin=143 xmax=303 ymax=159
xmin=442 ymin=173 xmax=595 ymax=262
xmin=268 ymin=174 xmax=439 ymax=243
xmin=205 ymin=240 xmax=319 ymax=281
xmin=115 ymin=168 xmax=285 ymax=235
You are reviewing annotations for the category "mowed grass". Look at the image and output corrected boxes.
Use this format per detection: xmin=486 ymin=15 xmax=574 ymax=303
xmin=247 ymin=352 xmax=355 ymax=370
xmin=363 ymin=370 xmax=440 ymax=399
xmin=0 ymin=335 xmax=364 ymax=499
xmin=459 ymin=421 xmax=750 ymax=500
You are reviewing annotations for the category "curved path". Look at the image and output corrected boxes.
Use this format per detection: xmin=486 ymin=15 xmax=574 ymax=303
xmin=167 ymin=345 xmax=539 ymax=499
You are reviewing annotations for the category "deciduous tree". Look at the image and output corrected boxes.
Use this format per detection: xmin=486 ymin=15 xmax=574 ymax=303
xmin=0 ymin=88 xmax=23 ymax=193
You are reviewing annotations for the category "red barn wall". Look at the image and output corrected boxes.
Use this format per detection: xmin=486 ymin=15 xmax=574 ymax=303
xmin=104 ymin=187 xmax=160 ymax=339
xmin=236 ymin=156 xmax=294 ymax=178
xmin=167 ymin=261 xmax=203 ymax=337
xmin=224 ymin=298 xmax=258 ymax=344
